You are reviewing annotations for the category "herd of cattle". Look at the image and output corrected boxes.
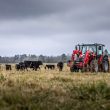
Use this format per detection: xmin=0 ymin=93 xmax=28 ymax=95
xmin=5 ymin=61 xmax=64 ymax=71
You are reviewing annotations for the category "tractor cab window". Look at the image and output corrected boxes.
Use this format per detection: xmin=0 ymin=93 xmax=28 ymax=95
xmin=76 ymin=45 xmax=82 ymax=50
xmin=82 ymin=46 xmax=87 ymax=54
xmin=88 ymin=46 xmax=96 ymax=53
xmin=104 ymin=49 xmax=108 ymax=56
xmin=97 ymin=46 xmax=103 ymax=55
xmin=82 ymin=46 xmax=96 ymax=54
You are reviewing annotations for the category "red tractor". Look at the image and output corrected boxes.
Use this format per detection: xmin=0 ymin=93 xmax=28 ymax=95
xmin=68 ymin=43 xmax=109 ymax=72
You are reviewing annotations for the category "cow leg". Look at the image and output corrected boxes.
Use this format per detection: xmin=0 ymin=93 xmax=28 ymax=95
xmin=45 ymin=66 xmax=46 ymax=70
xmin=35 ymin=68 xmax=37 ymax=71
xmin=26 ymin=68 xmax=28 ymax=71
xmin=38 ymin=67 xmax=40 ymax=70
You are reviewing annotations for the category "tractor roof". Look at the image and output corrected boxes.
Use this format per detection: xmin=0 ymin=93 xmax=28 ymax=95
xmin=77 ymin=43 xmax=105 ymax=47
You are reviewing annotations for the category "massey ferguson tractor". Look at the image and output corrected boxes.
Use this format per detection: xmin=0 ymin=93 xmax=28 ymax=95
xmin=68 ymin=43 xmax=109 ymax=73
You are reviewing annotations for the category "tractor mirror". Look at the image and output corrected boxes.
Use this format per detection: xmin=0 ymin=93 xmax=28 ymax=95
xmin=98 ymin=46 xmax=102 ymax=50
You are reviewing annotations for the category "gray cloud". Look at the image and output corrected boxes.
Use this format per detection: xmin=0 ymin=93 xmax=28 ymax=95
xmin=0 ymin=0 xmax=110 ymax=56
xmin=0 ymin=0 xmax=76 ymax=19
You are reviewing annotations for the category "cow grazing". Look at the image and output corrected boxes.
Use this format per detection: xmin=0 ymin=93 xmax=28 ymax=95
xmin=16 ymin=61 xmax=43 ymax=71
xmin=6 ymin=65 xmax=12 ymax=71
xmin=57 ymin=62 xmax=64 ymax=71
xmin=0 ymin=64 xmax=2 ymax=71
xmin=30 ymin=61 xmax=43 ymax=71
xmin=16 ymin=64 xmax=21 ymax=71
xmin=45 ymin=65 xmax=55 ymax=70
xmin=24 ymin=61 xmax=32 ymax=68
xmin=16 ymin=62 xmax=27 ymax=71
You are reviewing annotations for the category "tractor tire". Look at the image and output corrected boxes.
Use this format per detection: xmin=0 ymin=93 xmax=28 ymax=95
xmin=81 ymin=66 xmax=86 ymax=73
xmin=90 ymin=60 xmax=99 ymax=73
xmin=70 ymin=66 xmax=74 ymax=72
xmin=102 ymin=60 xmax=109 ymax=73
xmin=70 ymin=65 xmax=79 ymax=72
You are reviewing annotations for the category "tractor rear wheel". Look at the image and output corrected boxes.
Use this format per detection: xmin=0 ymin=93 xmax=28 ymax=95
xmin=102 ymin=61 xmax=109 ymax=72
xmin=90 ymin=60 xmax=99 ymax=73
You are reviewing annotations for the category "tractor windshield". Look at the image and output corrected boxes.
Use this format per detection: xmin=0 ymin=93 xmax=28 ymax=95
xmin=81 ymin=46 xmax=96 ymax=54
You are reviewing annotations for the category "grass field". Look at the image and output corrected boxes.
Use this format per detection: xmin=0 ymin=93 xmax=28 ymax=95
xmin=0 ymin=65 xmax=110 ymax=110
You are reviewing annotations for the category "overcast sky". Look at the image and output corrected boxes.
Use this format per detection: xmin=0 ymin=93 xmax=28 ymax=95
xmin=0 ymin=0 xmax=110 ymax=56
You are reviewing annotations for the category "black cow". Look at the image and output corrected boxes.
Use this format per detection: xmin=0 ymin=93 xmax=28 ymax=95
xmin=16 ymin=64 xmax=21 ymax=71
xmin=0 ymin=64 xmax=2 ymax=70
xmin=6 ymin=65 xmax=12 ymax=71
xmin=16 ymin=62 xmax=27 ymax=71
xmin=16 ymin=61 xmax=43 ymax=71
xmin=30 ymin=61 xmax=43 ymax=71
xmin=24 ymin=61 xmax=32 ymax=68
xmin=45 ymin=65 xmax=55 ymax=70
xmin=57 ymin=62 xmax=64 ymax=71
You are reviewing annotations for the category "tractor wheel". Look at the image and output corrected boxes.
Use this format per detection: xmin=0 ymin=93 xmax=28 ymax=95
xmin=81 ymin=66 xmax=86 ymax=73
xmin=90 ymin=60 xmax=99 ymax=73
xmin=70 ymin=65 xmax=79 ymax=72
xmin=70 ymin=66 xmax=74 ymax=72
xmin=102 ymin=61 xmax=109 ymax=73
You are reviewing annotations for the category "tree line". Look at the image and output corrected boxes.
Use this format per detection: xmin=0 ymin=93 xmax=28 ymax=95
xmin=0 ymin=54 xmax=71 ymax=63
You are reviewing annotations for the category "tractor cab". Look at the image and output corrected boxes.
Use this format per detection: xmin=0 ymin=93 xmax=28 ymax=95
xmin=78 ymin=43 xmax=104 ymax=56
xmin=69 ymin=43 xmax=109 ymax=72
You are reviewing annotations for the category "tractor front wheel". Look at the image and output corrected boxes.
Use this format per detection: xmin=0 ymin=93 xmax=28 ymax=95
xmin=90 ymin=60 xmax=99 ymax=73
xmin=70 ymin=65 xmax=79 ymax=72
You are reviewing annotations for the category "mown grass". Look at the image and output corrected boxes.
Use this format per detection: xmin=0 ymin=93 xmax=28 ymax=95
xmin=0 ymin=67 xmax=110 ymax=110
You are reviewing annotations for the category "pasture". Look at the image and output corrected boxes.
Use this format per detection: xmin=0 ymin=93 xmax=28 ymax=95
xmin=0 ymin=64 xmax=110 ymax=110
